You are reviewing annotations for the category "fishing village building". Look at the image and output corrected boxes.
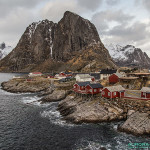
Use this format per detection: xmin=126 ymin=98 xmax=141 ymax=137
xmin=100 ymin=69 xmax=117 ymax=80
xmin=28 ymin=72 xmax=42 ymax=77
xmin=109 ymin=72 xmax=124 ymax=84
xmin=102 ymin=85 xmax=125 ymax=99
xmin=141 ymin=87 xmax=150 ymax=99
xmin=73 ymin=82 xmax=103 ymax=95
xmin=75 ymin=74 xmax=94 ymax=82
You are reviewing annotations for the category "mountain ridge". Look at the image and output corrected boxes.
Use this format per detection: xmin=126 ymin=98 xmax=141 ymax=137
xmin=105 ymin=43 xmax=150 ymax=69
xmin=0 ymin=11 xmax=116 ymax=72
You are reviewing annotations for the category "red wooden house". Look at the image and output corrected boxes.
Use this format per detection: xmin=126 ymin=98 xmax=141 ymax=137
xmin=59 ymin=71 xmax=72 ymax=77
xmin=73 ymin=82 xmax=90 ymax=93
xmin=141 ymin=87 xmax=150 ymax=99
xmin=102 ymin=85 xmax=125 ymax=98
xmin=85 ymin=83 xmax=103 ymax=94
xmin=109 ymin=72 xmax=123 ymax=84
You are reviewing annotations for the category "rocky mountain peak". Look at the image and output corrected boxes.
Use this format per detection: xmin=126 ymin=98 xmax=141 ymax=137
xmin=106 ymin=44 xmax=150 ymax=69
xmin=0 ymin=11 xmax=116 ymax=72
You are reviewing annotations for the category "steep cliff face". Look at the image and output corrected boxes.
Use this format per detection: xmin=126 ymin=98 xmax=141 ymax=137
xmin=0 ymin=20 xmax=56 ymax=71
xmin=0 ymin=11 xmax=116 ymax=72
xmin=106 ymin=44 xmax=150 ymax=69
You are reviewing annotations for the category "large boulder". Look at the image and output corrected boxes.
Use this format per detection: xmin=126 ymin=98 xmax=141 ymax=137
xmin=40 ymin=90 xmax=70 ymax=103
xmin=118 ymin=111 xmax=150 ymax=135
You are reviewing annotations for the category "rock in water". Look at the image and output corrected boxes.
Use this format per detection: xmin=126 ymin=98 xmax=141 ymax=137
xmin=118 ymin=111 xmax=150 ymax=135
xmin=0 ymin=11 xmax=116 ymax=72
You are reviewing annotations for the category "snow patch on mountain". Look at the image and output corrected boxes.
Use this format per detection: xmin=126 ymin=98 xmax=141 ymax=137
xmin=0 ymin=43 xmax=13 ymax=59
xmin=105 ymin=43 xmax=150 ymax=69
xmin=105 ymin=44 xmax=135 ymax=62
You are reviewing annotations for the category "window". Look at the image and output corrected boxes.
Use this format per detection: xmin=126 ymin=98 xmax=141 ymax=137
xmin=94 ymin=89 xmax=97 ymax=92
xmin=108 ymin=92 xmax=110 ymax=96
xmin=114 ymin=92 xmax=116 ymax=96
xmin=99 ymin=89 xmax=101 ymax=92
xmin=74 ymin=85 xmax=76 ymax=88
xmin=102 ymin=91 xmax=105 ymax=95
xmin=90 ymin=89 xmax=92 ymax=92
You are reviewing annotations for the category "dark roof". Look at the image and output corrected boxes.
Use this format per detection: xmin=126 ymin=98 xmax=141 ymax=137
xmin=100 ymin=69 xmax=117 ymax=74
xmin=90 ymin=73 xmax=100 ymax=80
xmin=88 ymin=83 xmax=103 ymax=88
xmin=76 ymin=81 xmax=90 ymax=86
xmin=59 ymin=78 xmax=66 ymax=81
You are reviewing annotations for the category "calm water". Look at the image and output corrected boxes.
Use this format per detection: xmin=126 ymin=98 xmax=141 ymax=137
xmin=0 ymin=73 xmax=150 ymax=150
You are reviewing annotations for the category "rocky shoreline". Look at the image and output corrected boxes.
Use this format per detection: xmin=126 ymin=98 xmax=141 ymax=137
xmin=1 ymin=78 xmax=150 ymax=136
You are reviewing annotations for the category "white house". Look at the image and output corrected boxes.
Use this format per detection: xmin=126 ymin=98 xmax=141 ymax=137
xmin=100 ymin=69 xmax=117 ymax=80
xmin=75 ymin=74 xmax=93 ymax=82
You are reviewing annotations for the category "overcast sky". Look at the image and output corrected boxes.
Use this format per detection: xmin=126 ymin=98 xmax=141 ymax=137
xmin=0 ymin=0 xmax=150 ymax=55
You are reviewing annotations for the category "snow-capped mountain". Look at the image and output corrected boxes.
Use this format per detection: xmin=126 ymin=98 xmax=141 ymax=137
xmin=105 ymin=44 xmax=150 ymax=69
xmin=0 ymin=42 xmax=13 ymax=59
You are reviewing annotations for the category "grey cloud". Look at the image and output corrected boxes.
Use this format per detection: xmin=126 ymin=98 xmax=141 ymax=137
xmin=108 ymin=22 xmax=149 ymax=41
xmin=0 ymin=0 xmax=43 ymax=17
xmin=91 ymin=10 xmax=134 ymax=35
xmin=142 ymin=0 xmax=150 ymax=12
xmin=105 ymin=0 xmax=120 ymax=6
xmin=77 ymin=0 xmax=103 ymax=11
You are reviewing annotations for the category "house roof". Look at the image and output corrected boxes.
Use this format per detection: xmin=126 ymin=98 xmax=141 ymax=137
xmin=30 ymin=72 xmax=42 ymax=74
xmin=75 ymin=74 xmax=92 ymax=79
xmin=76 ymin=81 xmax=90 ymax=86
xmin=104 ymin=85 xmax=125 ymax=92
xmin=113 ymin=72 xmax=123 ymax=78
xmin=141 ymin=87 xmax=150 ymax=93
xmin=119 ymin=77 xmax=138 ymax=80
xmin=100 ymin=69 xmax=117 ymax=74
xmin=87 ymin=83 xmax=103 ymax=89
xmin=90 ymin=73 xmax=100 ymax=80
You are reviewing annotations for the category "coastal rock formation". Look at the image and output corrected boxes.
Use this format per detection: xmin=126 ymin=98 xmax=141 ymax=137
xmin=58 ymin=95 xmax=125 ymax=123
xmin=40 ymin=90 xmax=70 ymax=103
xmin=1 ymin=78 xmax=51 ymax=93
xmin=38 ymin=86 xmax=54 ymax=97
xmin=0 ymin=11 xmax=116 ymax=72
xmin=118 ymin=111 xmax=150 ymax=135
xmin=106 ymin=44 xmax=150 ymax=69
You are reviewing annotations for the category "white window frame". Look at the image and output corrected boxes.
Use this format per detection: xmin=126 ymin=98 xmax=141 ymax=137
xmin=94 ymin=89 xmax=97 ymax=92
xmin=108 ymin=92 xmax=110 ymax=96
xmin=114 ymin=92 xmax=116 ymax=96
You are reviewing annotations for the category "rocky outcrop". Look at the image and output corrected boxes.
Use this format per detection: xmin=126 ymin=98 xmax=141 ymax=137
xmin=38 ymin=86 xmax=54 ymax=97
xmin=0 ymin=11 xmax=116 ymax=72
xmin=1 ymin=78 xmax=51 ymax=93
xmin=40 ymin=90 xmax=71 ymax=103
xmin=118 ymin=111 xmax=150 ymax=135
xmin=58 ymin=96 xmax=125 ymax=124
xmin=106 ymin=44 xmax=150 ymax=69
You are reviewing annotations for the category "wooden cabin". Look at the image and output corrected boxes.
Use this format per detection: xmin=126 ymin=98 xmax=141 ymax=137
xmin=73 ymin=82 xmax=90 ymax=93
xmin=59 ymin=71 xmax=72 ymax=77
xmin=141 ymin=87 xmax=150 ymax=99
xmin=102 ymin=85 xmax=125 ymax=98
xmin=100 ymin=69 xmax=117 ymax=80
xmin=28 ymin=72 xmax=42 ymax=77
xmin=109 ymin=72 xmax=123 ymax=84
xmin=75 ymin=74 xmax=93 ymax=82
xmin=86 ymin=83 xmax=103 ymax=94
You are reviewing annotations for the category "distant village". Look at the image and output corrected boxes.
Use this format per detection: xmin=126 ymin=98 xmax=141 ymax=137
xmin=13 ymin=67 xmax=150 ymax=101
